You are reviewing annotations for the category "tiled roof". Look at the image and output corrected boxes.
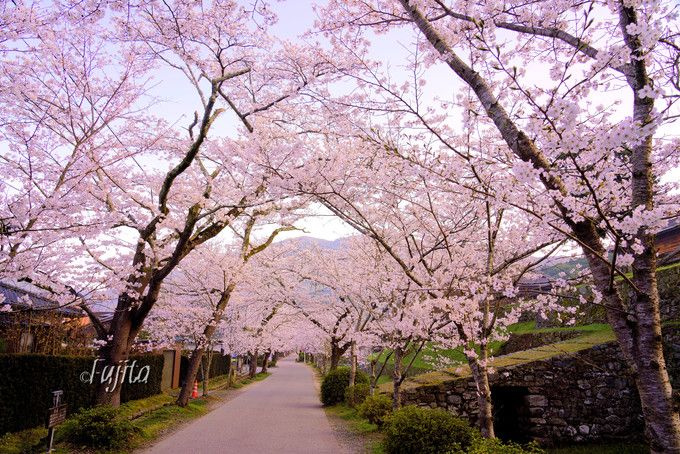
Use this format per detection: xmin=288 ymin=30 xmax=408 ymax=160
xmin=0 ymin=281 xmax=83 ymax=317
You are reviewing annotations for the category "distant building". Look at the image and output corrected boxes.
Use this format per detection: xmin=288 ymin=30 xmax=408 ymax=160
xmin=658 ymin=222 xmax=680 ymax=265
xmin=0 ymin=280 xmax=91 ymax=354
xmin=517 ymin=275 xmax=553 ymax=297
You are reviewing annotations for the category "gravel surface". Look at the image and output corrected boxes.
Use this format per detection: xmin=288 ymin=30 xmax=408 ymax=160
xmin=142 ymin=356 xmax=343 ymax=454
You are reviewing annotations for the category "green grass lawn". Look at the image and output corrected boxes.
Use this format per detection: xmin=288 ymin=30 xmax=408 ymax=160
xmin=378 ymin=322 xmax=615 ymax=393
xmin=372 ymin=321 xmax=614 ymax=387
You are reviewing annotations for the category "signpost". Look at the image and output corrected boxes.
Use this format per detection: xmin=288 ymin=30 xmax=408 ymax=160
xmin=45 ymin=390 xmax=66 ymax=453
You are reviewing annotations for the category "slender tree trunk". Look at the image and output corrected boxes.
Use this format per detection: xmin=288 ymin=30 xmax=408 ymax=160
xmin=178 ymin=286 xmax=234 ymax=405
xmin=177 ymin=324 xmax=222 ymax=406
xmin=249 ymin=349 xmax=258 ymax=378
xmin=392 ymin=346 xmax=403 ymax=410
xmin=203 ymin=350 xmax=214 ymax=396
xmin=200 ymin=359 xmax=207 ymax=396
xmin=349 ymin=341 xmax=357 ymax=387
xmin=177 ymin=346 xmax=204 ymax=407
xmin=261 ymin=349 xmax=270 ymax=374
xmin=228 ymin=358 xmax=236 ymax=387
xmin=369 ymin=358 xmax=377 ymax=396
xmin=467 ymin=346 xmax=495 ymax=438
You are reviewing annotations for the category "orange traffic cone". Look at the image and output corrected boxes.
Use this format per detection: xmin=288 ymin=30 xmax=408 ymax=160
xmin=191 ymin=380 xmax=199 ymax=399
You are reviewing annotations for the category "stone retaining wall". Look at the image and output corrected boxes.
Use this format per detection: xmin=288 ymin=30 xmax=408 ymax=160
xmin=401 ymin=326 xmax=680 ymax=445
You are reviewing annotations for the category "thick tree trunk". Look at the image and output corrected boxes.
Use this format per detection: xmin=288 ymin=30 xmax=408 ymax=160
xmin=94 ymin=313 xmax=136 ymax=407
xmin=329 ymin=340 xmax=350 ymax=371
xmin=392 ymin=346 xmax=403 ymax=410
xmin=177 ymin=346 xmax=204 ymax=407
xmin=467 ymin=348 xmax=495 ymax=438
xmin=583 ymin=239 xmax=680 ymax=453
xmin=261 ymin=349 xmax=270 ymax=374
xmin=330 ymin=343 xmax=342 ymax=371
xmin=249 ymin=349 xmax=258 ymax=378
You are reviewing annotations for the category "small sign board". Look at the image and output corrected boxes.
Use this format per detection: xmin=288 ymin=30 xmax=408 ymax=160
xmin=46 ymin=404 xmax=67 ymax=429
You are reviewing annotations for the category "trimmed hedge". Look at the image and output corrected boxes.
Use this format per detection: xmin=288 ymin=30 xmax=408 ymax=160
xmin=0 ymin=353 xmax=163 ymax=435
xmin=120 ymin=354 xmax=164 ymax=402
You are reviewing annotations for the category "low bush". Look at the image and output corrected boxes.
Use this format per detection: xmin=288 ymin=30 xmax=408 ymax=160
xmin=61 ymin=406 xmax=139 ymax=450
xmin=358 ymin=394 xmax=393 ymax=427
xmin=344 ymin=383 xmax=370 ymax=407
xmin=467 ymin=437 xmax=544 ymax=453
xmin=320 ymin=367 xmax=369 ymax=406
xmin=383 ymin=405 xmax=475 ymax=454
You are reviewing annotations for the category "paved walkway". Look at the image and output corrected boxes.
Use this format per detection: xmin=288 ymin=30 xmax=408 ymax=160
xmin=142 ymin=357 xmax=342 ymax=454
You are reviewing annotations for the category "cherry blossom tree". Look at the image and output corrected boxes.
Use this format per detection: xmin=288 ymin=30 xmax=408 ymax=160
xmin=172 ymin=216 xmax=297 ymax=406
xmin=1 ymin=0 xmax=332 ymax=407
xmin=315 ymin=0 xmax=680 ymax=448
xmin=283 ymin=97 xmax=596 ymax=430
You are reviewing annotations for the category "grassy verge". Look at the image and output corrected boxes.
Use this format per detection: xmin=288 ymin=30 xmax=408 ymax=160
xmin=230 ymin=372 xmax=270 ymax=388
xmin=324 ymin=404 xmax=384 ymax=454
xmin=131 ymin=398 xmax=210 ymax=445
xmin=0 ymin=372 xmax=270 ymax=453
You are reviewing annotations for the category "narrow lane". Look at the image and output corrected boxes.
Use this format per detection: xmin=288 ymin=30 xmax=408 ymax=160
xmin=142 ymin=356 xmax=342 ymax=454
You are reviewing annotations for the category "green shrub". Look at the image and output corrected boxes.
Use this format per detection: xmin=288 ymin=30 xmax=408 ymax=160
xmin=358 ymin=394 xmax=393 ymax=426
xmin=467 ymin=437 xmax=544 ymax=453
xmin=320 ymin=367 xmax=369 ymax=406
xmin=61 ymin=406 xmax=139 ymax=450
xmin=383 ymin=405 xmax=475 ymax=454
xmin=344 ymin=383 xmax=370 ymax=407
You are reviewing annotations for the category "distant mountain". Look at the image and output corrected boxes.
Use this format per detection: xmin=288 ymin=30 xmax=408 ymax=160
xmin=537 ymin=256 xmax=589 ymax=279
xmin=277 ymin=235 xmax=350 ymax=251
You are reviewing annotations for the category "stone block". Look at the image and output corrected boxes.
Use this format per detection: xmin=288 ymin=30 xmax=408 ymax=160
xmin=527 ymin=395 xmax=548 ymax=407
xmin=447 ymin=394 xmax=462 ymax=404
